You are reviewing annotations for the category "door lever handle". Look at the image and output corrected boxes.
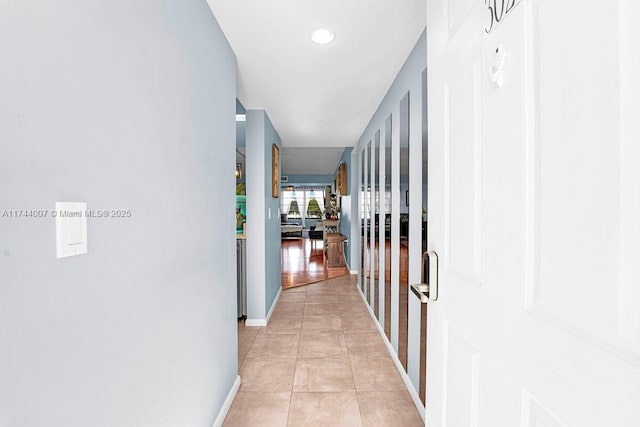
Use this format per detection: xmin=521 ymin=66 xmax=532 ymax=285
xmin=411 ymin=283 xmax=430 ymax=303
xmin=410 ymin=251 xmax=439 ymax=303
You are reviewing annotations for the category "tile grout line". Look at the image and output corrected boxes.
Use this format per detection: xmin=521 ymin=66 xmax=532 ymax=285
xmin=286 ymin=287 xmax=305 ymax=427
xmin=236 ymin=277 xmax=375 ymax=425
xmin=343 ymin=280 xmax=367 ymax=427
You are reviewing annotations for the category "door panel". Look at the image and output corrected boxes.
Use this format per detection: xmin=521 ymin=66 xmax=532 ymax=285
xmin=427 ymin=0 xmax=640 ymax=425
xmin=448 ymin=0 xmax=476 ymax=36
xmin=520 ymin=391 xmax=566 ymax=427
xmin=525 ymin=1 xmax=635 ymax=360
xmin=445 ymin=61 xmax=483 ymax=287
xmin=443 ymin=322 xmax=480 ymax=427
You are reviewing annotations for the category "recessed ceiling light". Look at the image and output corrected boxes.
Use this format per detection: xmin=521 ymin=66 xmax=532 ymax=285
xmin=310 ymin=28 xmax=335 ymax=45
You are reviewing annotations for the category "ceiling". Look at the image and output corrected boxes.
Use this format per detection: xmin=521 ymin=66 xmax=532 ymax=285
xmin=280 ymin=147 xmax=345 ymax=176
xmin=207 ymin=0 xmax=426 ymax=173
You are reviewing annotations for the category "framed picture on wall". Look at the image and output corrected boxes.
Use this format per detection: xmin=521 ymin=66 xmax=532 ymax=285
xmin=272 ymin=144 xmax=280 ymax=198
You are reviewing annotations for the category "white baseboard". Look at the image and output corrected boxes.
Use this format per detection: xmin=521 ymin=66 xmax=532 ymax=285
xmin=212 ymin=375 xmax=241 ymax=427
xmin=245 ymin=287 xmax=282 ymax=327
xmin=344 ymin=261 xmax=357 ymax=276
xmin=357 ymin=287 xmax=426 ymax=422
xmin=265 ymin=287 xmax=282 ymax=323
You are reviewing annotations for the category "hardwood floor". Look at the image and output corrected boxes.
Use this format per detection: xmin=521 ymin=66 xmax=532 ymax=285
xmin=281 ymin=238 xmax=350 ymax=289
xmin=361 ymin=239 xmax=408 ymax=283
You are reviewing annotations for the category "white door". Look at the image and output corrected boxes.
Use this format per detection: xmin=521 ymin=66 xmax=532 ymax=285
xmin=426 ymin=0 xmax=640 ymax=425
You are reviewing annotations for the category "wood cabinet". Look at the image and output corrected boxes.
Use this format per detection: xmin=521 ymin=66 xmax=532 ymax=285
xmin=325 ymin=233 xmax=346 ymax=268
xmin=322 ymin=219 xmax=340 ymax=244
xmin=335 ymin=163 xmax=347 ymax=195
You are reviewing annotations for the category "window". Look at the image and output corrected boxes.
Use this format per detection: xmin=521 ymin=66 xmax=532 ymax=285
xmin=305 ymin=190 xmax=324 ymax=219
xmin=282 ymin=191 xmax=302 ymax=219
xmin=280 ymin=187 xmax=326 ymax=221
xmin=360 ymin=188 xmax=391 ymax=219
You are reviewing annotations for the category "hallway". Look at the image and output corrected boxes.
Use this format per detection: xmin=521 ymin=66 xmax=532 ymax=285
xmin=228 ymin=275 xmax=422 ymax=426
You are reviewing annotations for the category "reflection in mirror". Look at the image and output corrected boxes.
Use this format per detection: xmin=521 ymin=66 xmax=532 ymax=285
xmin=373 ymin=131 xmax=380 ymax=319
xmin=360 ymin=147 xmax=367 ymax=296
xmin=365 ymin=141 xmax=372 ymax=303
xmin=361 ymin=144 xmax=370 ymax=300
xmin=419 ymin=68 xmax=428 ymax=404
xmin=399 ymin=92 xmax=410 ymax=370
xmin=365 ymin=141 xmax=373 ymax=305
xmin=383 ymin=115 xmax=392 ymax=340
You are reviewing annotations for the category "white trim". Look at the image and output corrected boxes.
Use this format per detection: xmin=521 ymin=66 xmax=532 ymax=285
xmin=244 ymin=287 xmax=282 ymax=327
xmin=344 ymin=261 xmax=357 ymax=276
xmin=357 ymin=286 xmax=426 ymax=421
xmin=211 ymin=375 xmax=241 ymax=427
xmin=266 ymin=287 xmax=282 ymax=323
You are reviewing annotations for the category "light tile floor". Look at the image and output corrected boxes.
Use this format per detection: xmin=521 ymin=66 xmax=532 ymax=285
xmin=225 ymin=275 xmax=423 ymax=427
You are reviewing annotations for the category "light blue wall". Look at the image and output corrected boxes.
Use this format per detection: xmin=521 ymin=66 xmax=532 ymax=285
xmin=245 ymin=110 xmax=282 ymax=321
xmin=236 ymin=99 xmax=246 ymax=148
xmin=353 ymin=30 xmax=427 ymax=271
xmin=336 ymin=148 xmax=353 ymax=267
xmin=263 ymin=115 xmax=282 ymax=314
xmin=357 ymin=30 xmax=426 ymax=155
xmin=0 ymin=1 xmax=238 ymax=425
xmin=236 ymin=100 xmax=246 ymax=185
xmin=245 ymin=111 xmax=266 ymax=320
xmin=236 ymin=122 xmax=246 ymax=148
xmin=236 ymin=99 xmax=246 ymax=114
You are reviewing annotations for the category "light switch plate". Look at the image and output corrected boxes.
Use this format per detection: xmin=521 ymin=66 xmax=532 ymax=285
xmin=55 ymin=202 xmax=88 ymax=258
